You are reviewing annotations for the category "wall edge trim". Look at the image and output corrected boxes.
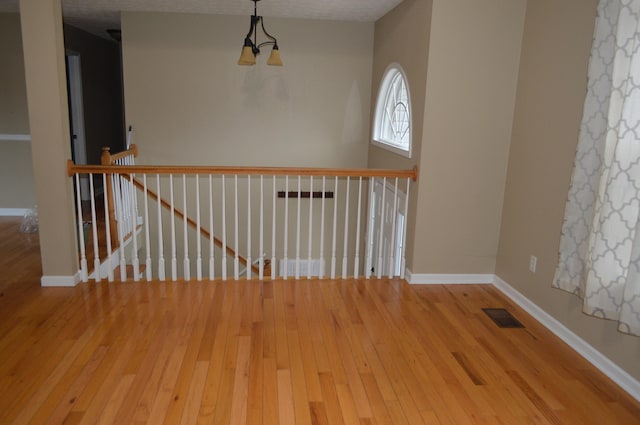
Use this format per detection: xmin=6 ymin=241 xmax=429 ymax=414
xmin=406 ymin=271 xmax=494 ymax=284
xmin=493 ymin=274 xmax=640 ymax=402
xmin=0 ymin=134 xmax=31 ymax=142
xmin=0 ymin=208 xmax=30 ymax=216
xmin=41 ymin=272 xmax=81 ymax=287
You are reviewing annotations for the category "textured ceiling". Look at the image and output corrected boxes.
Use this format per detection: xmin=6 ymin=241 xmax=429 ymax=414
xmin=0 ymin=0 xmax=403 ymax=38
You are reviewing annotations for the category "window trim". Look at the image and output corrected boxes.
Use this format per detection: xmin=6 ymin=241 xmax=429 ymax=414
xmin=372 ymin=63 xmax=412 ymax=159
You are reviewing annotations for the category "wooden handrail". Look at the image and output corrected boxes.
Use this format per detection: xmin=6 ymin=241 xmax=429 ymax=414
xmin=68 ymin=162 xmax=418 ymax=181
xmin=126 ymin=175 xmax=263 ymax=275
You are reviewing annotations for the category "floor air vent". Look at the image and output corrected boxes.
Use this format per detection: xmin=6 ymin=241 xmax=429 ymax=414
xmin=482 ymin=308 xmax=524 ymax=328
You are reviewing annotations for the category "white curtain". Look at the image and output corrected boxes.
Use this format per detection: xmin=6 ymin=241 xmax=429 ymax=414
xmin=554 ymin=0 xmax=640 ymax=336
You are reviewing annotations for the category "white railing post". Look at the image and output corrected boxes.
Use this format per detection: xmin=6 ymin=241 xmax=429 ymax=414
xmin=283 ymin=175 xmax=289 ymax=280
xmin=170 ymin=174 xmax=177 ymax=281
xmin=259 ymin=175 xmax=264 ymax=280
xmin=295 ymin=175 xmax=301 ymax=279
xmin=143 ymin=174 xmax=152 ymax=281
xmin=103 ymin=173 xmax=114 ymax=282
xmin=130 ymin=172 xmax=140 ymax=281
xmin=365 ymin=177 xmax=374 ymax=279
xmin=157 ymin=174 xmax=166 ymax=281
xmin=376 ymin=177 xmax=387 ymax=279
xmin=234 ymin=175 xmax=239 ymax=280
xmin=331 ymin=176 xmax=338 ymax=279
xmin=342 ymin=176 xmax=350 ymax=279
xmin=271 ymin=175 xmax=276 ymax=280
xmin=354 ymin=176 xmax=363 ymax=279
xmin=319 ymin=176 xmax=326 ymax=279
xmin=208 ymin=174 xmax=215 ymax=280
xmin=75 ymin=173 xmax=88 ymax=281
xmin=114 ymin=173 xmax=127 ymax=281
xmin=389 ymin=178 xmax=399 ymax=278
xmin=88 ymin=173 xmax=100 ymax=281
xmin=182 ymin=174 xmax=190 ymax=281
xmin=246 ymin=175 xmax=252 ymax=280
xmin=307 ymin=176 xmax=313 ymax=280
xmin=221 ymin=175 xmax=227 ymax=281
xmin=196 ymin=174 xmax=202 ymax=281
xmin=401 ymin=178 xmax=410 ymax=280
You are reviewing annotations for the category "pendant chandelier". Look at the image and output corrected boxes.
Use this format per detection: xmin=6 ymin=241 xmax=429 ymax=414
xmin=237 ymin=0 xmax=283 ymax=66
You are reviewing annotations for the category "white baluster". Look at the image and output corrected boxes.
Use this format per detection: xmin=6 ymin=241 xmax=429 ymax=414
xmin=246 ymin=175 xmax=252 ymax=280
xmin=295 ymin=175 xmax=301 ymax=280
xmin=283 ymin=176 xmax=289 ymax=280
xmin=75 ymin=173 xmax=88 ymax=282
xmin=319 ymin=176 xmax=326 ymax=279
xmin=157 ymin=174 xmax=166 ymax=281
xmin=209 ymin=175 xmax=215 ymax=280
xmin=221 ymin=175 xmax=227 ymax=281
xmin=389 ymin=178 xmax=399 ymax=278
xmin=331 ymin=176 xmax=338 ymax=279
xmin=271 ymin=175 xmax=276 ymax=280
xmin=307 ymin=176 xmax=313 ymax=279
xmin=342 ymin=176 xmax=350 ymax=279
xmin=130 ymin=155 xmax=139 ymax=230
xmin=143 ymin=174 xmax=152 ymax=281
xmin=88 ymin=173 xmax=100 ymax=281
xmin=182 ymin=174 xmax=190 ymax=281
xmin=196 ymin=174 xmax=202 ymax=281
xmin=259 ymin=175 xmax=264 ymax=280
xmin=401 ymin=178 xmax=410 ymax=280
xmin=111 ymin=173 xmax=121 ymax=247
xmin=114 ymin=173 xmax=126 ymax=281
xmin=376 ymin=177 xmax=386 ymax=279
xmin=354 ymin=177 xmax=363 ymax=279
xmin=234 ymin=175 xmax=239 ymax=280
xmin=365 ymin=178 xmax=375 ymax=279
xmin=114 ymin=163 xmax=124 ymax=235
xmin=123 ymin=160 xmax=131 ymax=236
xmin=170 ymin=174 xmax=177 ymax=281
xmin=103 ymin=173 xmax=114 ymax=282
xmin=130 ymin=173 xmax=140 ymax=282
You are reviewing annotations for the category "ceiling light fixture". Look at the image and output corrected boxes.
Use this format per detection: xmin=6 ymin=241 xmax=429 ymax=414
xmin=238 ymin=0 xmax=283 ymax=66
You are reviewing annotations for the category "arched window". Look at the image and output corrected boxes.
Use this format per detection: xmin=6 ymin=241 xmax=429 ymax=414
xmin=372 ymin=64 xmax=412 ymax=158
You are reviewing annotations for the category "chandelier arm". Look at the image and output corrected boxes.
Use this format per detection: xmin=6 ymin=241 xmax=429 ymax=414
xmin=257 ymin=40 xmax=276 ymax=49
xmin=259 ymin=17 xmax=278 ymax=45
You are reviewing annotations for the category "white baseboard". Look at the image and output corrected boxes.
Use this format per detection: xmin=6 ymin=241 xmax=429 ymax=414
xmin=41 ymin=272 xmax=81 ymax=287
xmin=0 ymin=134 xmax=31 ymax=142
xmin=0 ymin=208 xmax=29 ymax=216
xmin=406 ymin=271 xmax=494 ymax=284
xmin=492 ymin=275 xmax=640 ymax=402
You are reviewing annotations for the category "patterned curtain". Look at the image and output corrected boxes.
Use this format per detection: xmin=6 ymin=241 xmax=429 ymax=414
xmin=554 ymin=0 xmax=640 ymax=336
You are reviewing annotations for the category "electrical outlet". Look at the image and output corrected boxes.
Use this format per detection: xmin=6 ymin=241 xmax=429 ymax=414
xmin=529 ymin=255 xmax=537 ymax=273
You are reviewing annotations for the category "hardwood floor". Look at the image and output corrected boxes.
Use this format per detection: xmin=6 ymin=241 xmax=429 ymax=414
xmin=1 ymin=216 xmax=639 ymax=425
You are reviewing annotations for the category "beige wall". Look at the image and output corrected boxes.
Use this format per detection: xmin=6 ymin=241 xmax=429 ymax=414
xmin=0 ymin=13 xmax=29 ymax=134
xmin=412 ymin=0 xmax=526 ymax=273
xmin=121 ymin=12 xmax=373 ymax=168
xmin=0 ymin=13 xmax=35 ymax=210
xmin=0 ymin=142 xmax=36 ymax=209
xmin=368 ymin=0 xmax=432 ymax=273
xmin=20 ymin=0 xmax=78 ymax=278
xmin=496 ymin=0 xmax=640 ymax=381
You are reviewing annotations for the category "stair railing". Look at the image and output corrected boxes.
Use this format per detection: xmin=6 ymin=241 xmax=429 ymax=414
xmin=68 ymin=157 xmax=417 ymax=283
